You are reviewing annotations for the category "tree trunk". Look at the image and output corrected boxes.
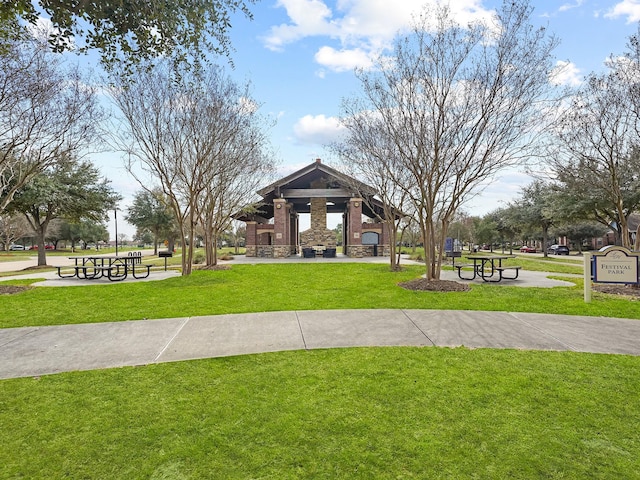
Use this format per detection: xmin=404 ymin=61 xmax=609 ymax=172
xmin=386 ymin=218 xmax=399 ymax=271
xmin=421 ymin=216 xmax=440 ymax=281
xmin=152 ymin=229 xmax=159 ymax=255
xmin=204 ymin=226 xmax=215 ymax=266
xmin=36 ymin=231 xmax=47 ymax=266
xmin=620 ymin=222 xmax=631 ymax=249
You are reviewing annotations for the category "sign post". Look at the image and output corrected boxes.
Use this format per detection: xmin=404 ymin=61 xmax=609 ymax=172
xmin=586 ymin=246 xmax=640 ymax=303
xmin=584 ymin=252 xmax=592 ymax=303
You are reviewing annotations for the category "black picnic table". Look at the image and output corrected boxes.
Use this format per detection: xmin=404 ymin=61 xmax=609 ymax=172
xmin=455 ymin=255 xmax=521 ymax=282
xmin=56 ymin=252 xmax=150 ymax=281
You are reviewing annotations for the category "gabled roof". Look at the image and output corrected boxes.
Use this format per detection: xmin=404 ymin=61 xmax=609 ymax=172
xmin=236 ymin=158 xmax=401 ymax=222
xmin=257 ymin=158 xmax=376 ymax=198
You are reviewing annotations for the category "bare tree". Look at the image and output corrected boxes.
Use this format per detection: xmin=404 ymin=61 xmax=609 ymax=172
xmin=550 ymin=50 xmax=640 ymax=249
xmin=110 ymin=62 xmax=274 ymax=274
xmin=0 ymin=212 xmax=31 ymax=251
xmin=199 ymin=125 xmax=275 ymax=266
xmin=0 ymin=33 xmax=103 ymax=212
xmin=332 ymin=116 xmax=413 ymax=271
xmin=338 ymin=0 xmax=560 ymax=280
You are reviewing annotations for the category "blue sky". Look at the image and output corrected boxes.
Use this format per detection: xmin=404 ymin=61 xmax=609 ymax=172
xmin=80 ymin=0 xmax=640 ymax=236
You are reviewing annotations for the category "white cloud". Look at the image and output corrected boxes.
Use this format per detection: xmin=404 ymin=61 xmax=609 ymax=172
xmin=293 ymin=114 xmax=346 ymax=145
xmin=263 ymin=0 xmax=495 ymax=72
xmin=28 ymin=17 xmax=77 ymax=49
xmin=605 ymin=0 xmax=640 ymax=23
xmin=314 ymin=46 xmax=374 ymax=71
xmin=559 ymin=0 xmax=584 ymax=13
xmin=550 ymin=60 xmax=582 ymax=86
xmin=263 ymin=0 xmax=338 ymax=51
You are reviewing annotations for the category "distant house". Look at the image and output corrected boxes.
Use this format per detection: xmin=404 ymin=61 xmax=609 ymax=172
xmin=589 ymin=213 xmax=639 ymax=250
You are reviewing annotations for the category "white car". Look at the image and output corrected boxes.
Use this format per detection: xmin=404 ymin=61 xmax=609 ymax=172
xmin=9 ymin=244 xmax=26 ymax=250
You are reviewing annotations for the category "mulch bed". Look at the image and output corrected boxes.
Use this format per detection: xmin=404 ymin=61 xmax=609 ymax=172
xmin=196 ymin=265 xmax=231 ymax=271
xmin=0 ymin=285 xmax=31 ymax=295
xmin=399 ymin=279 xmax=640 ymax=298
xmin=398 ymin=278 xmax=470 ymax=292
xmin=592 ymin=284 xmax=640 ymax=299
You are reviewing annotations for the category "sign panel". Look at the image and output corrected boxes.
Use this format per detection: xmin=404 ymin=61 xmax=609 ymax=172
xmin=592 ymin=246 xmax=640 ymax=284
xmin=445 ymin=237 xmax=453 ymax=252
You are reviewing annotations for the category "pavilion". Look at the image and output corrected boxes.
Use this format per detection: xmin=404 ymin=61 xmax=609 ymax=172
xmin=236 ymin=159 xmax=395 ymax=258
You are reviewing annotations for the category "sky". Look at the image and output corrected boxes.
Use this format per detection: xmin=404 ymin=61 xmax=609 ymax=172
xmin=75 ymin=0 xmax=640 ymax=238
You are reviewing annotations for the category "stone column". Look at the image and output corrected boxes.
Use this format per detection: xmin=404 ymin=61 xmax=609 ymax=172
xmin=273 ymin=198 xmax=290 ymax=257
xmin=310 ymin=197 xmax=327 ymax=231
xmin=348 ymin=198 xmax=364 ymax=257
xmin=246 ymin=221 xmax=257 ymax=257
xmin=342 ymin=212 xmax=347 ymax=254
xmin=290 ymin=212 xmax=298 ymax=253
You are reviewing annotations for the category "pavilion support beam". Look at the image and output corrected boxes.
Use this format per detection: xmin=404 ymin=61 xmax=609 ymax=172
xmin=273 ymin=198 xmax=291 ymax=257
xmin=347 ymin=198 xmax=365 ymax=258
xmin=282 ymin=188 xmax=352 ymax=198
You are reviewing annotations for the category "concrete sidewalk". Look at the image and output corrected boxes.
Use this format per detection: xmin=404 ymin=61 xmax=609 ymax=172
xmin=2 ymin=309 xmax=639 ymax=379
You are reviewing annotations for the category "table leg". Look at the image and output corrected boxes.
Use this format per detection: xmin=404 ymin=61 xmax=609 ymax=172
xmin=480 ymin=259 xmax=497 ymax=281
xmin=456 ymin=260 xmax=477 ymax=280
xmin=107 ymin=264 xmax=128 ymax=281
xmin=77 ymin=266 xmax=103 ymax=279
xmin=56 ymin=267 xmax=77 ymax=278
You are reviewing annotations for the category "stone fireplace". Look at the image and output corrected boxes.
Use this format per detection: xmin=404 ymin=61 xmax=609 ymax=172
xmin=299 ymin=196 xmax=336 ymax=248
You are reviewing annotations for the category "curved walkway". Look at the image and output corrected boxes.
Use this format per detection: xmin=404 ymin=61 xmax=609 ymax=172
xmin=1 ymin=309 xmax=639 ymax=380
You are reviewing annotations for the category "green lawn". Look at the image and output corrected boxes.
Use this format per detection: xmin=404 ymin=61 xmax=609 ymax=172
xmin=0 ymin=252 xmax=32 ymax=263
xmin=0 ymin=261 xmax=637 ymax=329
xmin=2 ymin=348 xmax=639 ymax=479
xmin=2 ymin=257 xmax=639 ymax=478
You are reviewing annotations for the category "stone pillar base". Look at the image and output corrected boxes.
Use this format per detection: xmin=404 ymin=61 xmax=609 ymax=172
xmin=347 ymin=245 xmax=367 ymax=258
xmin=273 ymin=246 xmax=291 ymax=258
xmin=246 ymin=246 xmax=257 ymax=257
xmin=256 ymin=245 xmax=274 ymax=257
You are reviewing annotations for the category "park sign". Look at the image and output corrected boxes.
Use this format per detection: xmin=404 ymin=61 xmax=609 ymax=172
xmin=592 ymin=246 xmax=640 ymax=284
xmin=584 ymin=246 xmax=640 ymax=302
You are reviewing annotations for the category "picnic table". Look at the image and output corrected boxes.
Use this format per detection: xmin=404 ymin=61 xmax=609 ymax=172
xmin=56 ymin=252 xmax=151 ymax=282
xmin=454 ymin=255 xmax=521 ymax=283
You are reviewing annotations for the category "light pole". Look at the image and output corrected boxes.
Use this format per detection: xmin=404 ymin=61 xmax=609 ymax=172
xmin=114 ymin=207 xmax=118 ymax=255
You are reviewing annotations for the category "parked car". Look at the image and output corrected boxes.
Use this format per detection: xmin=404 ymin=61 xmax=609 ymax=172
xmin=9 ymin=244 xmax=25 ymax=250
xmin=519 ymin=245 xmax=537 ymax=253
xmin=29 ymin=245 xmax=55 ymax=250
xmin=547 ymin=244 xmax=570 ymax=255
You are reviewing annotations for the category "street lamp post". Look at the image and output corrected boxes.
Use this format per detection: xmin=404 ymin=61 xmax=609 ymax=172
xmin=114 ymin=207 xmax=118 ymax=255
